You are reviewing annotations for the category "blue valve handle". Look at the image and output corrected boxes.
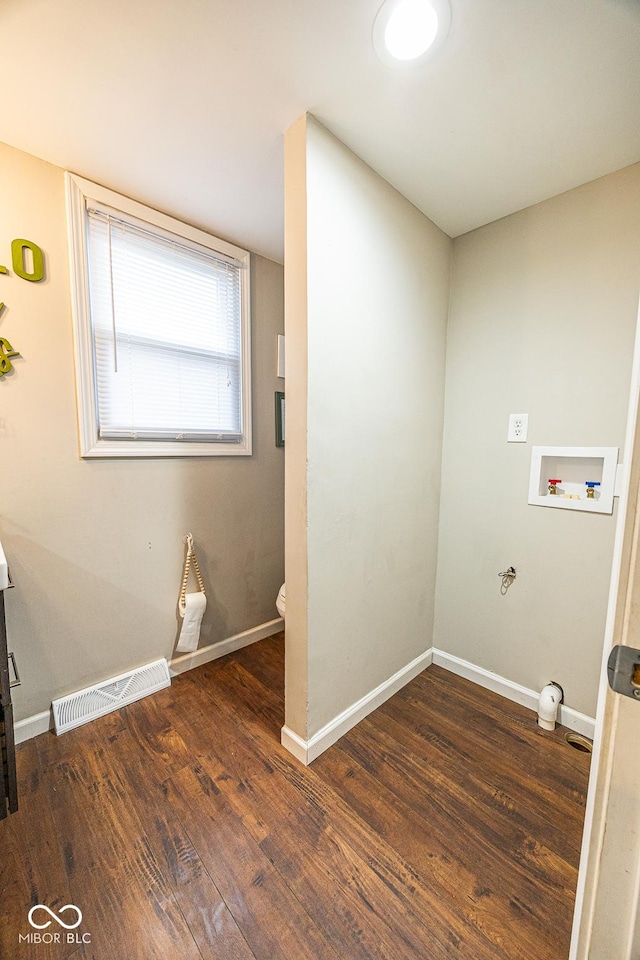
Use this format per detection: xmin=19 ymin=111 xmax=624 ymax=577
xmin=585 ymin=482 xmax=601 ymax=488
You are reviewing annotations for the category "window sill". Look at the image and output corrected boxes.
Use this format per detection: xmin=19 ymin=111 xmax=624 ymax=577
xmin=80 ymin=437 xmax=252 ymax=459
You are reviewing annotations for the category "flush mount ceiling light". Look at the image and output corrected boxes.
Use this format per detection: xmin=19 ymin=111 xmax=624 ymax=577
xmin=373 ymin=0 xmax=451 ymax=66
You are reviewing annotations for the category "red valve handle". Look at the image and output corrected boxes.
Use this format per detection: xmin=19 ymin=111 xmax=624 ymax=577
xmin=548 ymin=479 xmax=562 ymax=484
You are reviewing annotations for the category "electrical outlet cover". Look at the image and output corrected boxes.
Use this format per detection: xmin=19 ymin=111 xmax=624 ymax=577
xmin=508 ymin=413 xmax=528 ymax=442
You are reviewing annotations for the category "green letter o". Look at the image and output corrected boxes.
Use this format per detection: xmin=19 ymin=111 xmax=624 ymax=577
xmin=12 ymin=238 xmax=44 ymax=282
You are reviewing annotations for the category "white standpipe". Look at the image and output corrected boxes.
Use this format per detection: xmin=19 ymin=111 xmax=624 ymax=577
xmin=538 ymin=682 xmax=563 ymax=730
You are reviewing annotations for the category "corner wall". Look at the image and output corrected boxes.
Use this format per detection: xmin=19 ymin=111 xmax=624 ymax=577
xmin=434 ymin=163 xmax=640 ymax=718
xmin=284 ymin=115 xmax=451 ymax=747
xmin=0 ymin=140 xmax=284 ymax=724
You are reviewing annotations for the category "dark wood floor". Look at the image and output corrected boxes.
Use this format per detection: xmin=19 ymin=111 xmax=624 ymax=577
xmin=0 ymin=633 xmax=590 ymax=960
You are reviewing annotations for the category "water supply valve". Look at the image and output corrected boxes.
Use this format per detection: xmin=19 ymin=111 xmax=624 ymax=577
xmin=585 ymin=481 xmax=601 ymax=499
xmin=548 ymin=479 xmax=561 ymax=495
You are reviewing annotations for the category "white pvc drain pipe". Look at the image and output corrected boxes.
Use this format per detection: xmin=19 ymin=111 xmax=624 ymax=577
xmin=538 ymin=682 xmax=564 ymax=730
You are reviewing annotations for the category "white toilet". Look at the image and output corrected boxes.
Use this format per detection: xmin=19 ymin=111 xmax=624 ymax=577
xmin=276 ymin=583 xmax=286 ymax=619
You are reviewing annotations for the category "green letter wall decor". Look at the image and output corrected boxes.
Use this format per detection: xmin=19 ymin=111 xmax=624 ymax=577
xmin=0 ymin=237 xmax=44 ymax=379
xmin=11 ymin=238 xmax=44 ymax=282
xmin=0 ymin=337 xmax=19 ymax=376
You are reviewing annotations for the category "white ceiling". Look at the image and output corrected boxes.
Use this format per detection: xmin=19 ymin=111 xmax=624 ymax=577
xmin=1 ymin=0 xmax=640 ymax=263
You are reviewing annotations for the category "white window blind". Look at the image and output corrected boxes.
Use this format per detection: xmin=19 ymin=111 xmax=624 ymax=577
xmin=85 ymin=207 xmax=244 ymax=442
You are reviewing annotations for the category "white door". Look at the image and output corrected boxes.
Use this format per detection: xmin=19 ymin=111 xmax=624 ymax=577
xmin=570 ymin=298 xmax=640 ymax=960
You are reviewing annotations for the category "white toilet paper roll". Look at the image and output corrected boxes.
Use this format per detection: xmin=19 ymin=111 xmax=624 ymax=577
xmin=176 ymin=592 xmax=207 ymax=653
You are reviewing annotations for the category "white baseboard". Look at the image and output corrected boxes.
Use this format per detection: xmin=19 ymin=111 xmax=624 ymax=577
xmin=14 ymin=710 xmax=52 ymax=745
xmin=16 ymin=631 xmax=594 ymax=753
xmin=280 ymin=725 xmax=309 ymax=764
xmin=13 ymin=617 xmax=284 ymax=745
xmin=282 ymin=645 xmax=596 ymax=765
xmin=281 ymin=649 xmax=433 ymax=765
xmin=431 ymin=648 xmax=596 ymax=740
xmin=170 ymin=617 xmax=283 ymax=676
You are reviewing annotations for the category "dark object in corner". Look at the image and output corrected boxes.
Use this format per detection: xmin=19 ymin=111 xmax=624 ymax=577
xmin=275 ymin=391 xmax=285 ymax=447
xmin=0 ymin=588 xmax=18 ymax=817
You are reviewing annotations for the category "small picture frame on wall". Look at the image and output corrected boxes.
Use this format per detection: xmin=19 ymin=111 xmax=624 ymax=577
xmin=275 ymin=391 xmax=285 ymax=447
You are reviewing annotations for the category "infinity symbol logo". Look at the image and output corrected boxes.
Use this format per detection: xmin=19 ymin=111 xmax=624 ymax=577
xmin=28 ymin=905 xmax=83 ymax=930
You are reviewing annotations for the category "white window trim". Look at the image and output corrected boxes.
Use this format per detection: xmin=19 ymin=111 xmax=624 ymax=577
xmin=65 ymin=172 xmax=252 ymax=458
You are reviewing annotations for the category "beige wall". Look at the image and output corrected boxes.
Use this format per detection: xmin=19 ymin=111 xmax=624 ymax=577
xmin=435 ymin=163 xmax=640 ymax=717
xmin=0 ymin=141 xmax=284 ymax=723
xmin=285 ymin=116 xmax=452 ymax=739
xmin=6 ymin=128 xmax=636 ymax=736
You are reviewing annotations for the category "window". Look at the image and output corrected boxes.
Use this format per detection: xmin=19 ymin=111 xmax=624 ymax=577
xmin=66 ymin=174 xmax=251 ymax=457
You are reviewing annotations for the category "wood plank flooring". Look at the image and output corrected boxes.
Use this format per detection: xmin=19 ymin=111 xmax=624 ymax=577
xmin=0 ymin=634 xmax=590 ymax=960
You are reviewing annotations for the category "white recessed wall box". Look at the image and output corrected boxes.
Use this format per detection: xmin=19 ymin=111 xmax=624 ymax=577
xmin=528 ymin=446 xmax=620 ymax=514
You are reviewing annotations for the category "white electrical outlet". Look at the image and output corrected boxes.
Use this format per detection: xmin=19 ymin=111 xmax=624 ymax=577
xmin=508 ymin=413 xmax=528 ymax=443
